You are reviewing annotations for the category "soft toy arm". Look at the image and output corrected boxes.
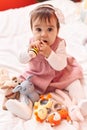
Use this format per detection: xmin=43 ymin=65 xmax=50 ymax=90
xmin=51 ymin=89 xmax=76 ymax=109
xmin=51 ymin=89 xmax=84 ymax=125
xmin=12 ymin=85 xmax=21 ymax=93
xmin=25 ymin=96 xmax=30 ymax=104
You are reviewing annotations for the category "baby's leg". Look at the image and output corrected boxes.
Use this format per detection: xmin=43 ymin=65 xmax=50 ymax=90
xmin=66 ymin=80 xmax=85 ymax=103
xmin=78 ymin=99 xmax=87 ymax=117
xmin=66 ymin=80 xmax=87 ymax=119
xmin=5 ymin=99 xmax=33 ymax=120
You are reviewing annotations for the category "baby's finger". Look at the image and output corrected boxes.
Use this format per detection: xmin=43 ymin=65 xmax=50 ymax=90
xmin=40 ymin=40 xmax=47 ymax=45
xmin=30 ymin=40 xmax=41 ymax=49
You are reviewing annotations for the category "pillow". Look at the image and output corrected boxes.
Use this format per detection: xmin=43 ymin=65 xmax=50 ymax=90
xmin=0 ymin=0 xmax=36 ymax=11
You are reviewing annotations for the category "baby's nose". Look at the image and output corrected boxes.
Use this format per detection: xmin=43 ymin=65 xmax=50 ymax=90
xmin=41 ymin=31 xmax=47 ymax=36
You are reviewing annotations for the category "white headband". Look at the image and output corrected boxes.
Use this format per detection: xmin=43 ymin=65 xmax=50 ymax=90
xmin=36 ymin=4 xmax=65 ymax=24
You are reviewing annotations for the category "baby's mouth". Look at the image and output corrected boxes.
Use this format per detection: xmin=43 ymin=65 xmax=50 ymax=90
xmin=43 ymin=40 xmax=47 ymax=43
xmin=40 ymin=39 xmax=48 ymax=44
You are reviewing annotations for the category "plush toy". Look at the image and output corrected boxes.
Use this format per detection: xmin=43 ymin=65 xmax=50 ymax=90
xmin=34 ymin=93 xmax=53 ymax=122
xmin=51 ymin=89 xmax=84 ymax=122
xmin=12 ymin=75 xmax=40 ymax=104
xmin=46 ymin=108 xmax=71 ymax=127
xmin=34 ymin=92 xmax=72 ymax=127
xmin=46 ymin=111 xmax=61 ymax=127
xmin=1 ymin=76 xmax=21 ymax=110
xmin=50 ymin=89 xmax=82 ymax=130
xmin=0 ymin=68 xmax=10 ymax=88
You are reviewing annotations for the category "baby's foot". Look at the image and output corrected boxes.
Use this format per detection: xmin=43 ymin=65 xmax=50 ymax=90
xmin=69 ymin=105 xmax=84 ymax=122
xmin=5 ymin=99 xmax=33 ymax=120
xmin=78 ymin=99 xmax=87 ymax=117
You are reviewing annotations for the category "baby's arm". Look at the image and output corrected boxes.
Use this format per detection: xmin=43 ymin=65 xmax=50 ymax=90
xmin=46 ymin=40 xmax=67 ymax=71
xmin=18 ymin=45 xmax=30 ymax=64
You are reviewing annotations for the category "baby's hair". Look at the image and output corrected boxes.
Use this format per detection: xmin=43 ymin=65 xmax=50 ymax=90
xmin=30 ymin=4 xmax=60 ymax=30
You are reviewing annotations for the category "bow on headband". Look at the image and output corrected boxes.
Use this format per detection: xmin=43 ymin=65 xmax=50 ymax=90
xmin=35 ymin=4 xmax=65 ymax=24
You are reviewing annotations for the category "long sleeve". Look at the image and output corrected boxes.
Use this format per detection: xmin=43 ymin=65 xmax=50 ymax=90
xmin=46 ymin=40 xmax=67 ymax=71
xmin=18 ymin=45 xmax=30 ymax=64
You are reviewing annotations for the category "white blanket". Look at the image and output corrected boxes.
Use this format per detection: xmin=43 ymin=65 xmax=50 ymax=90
xmin=0 ymin=0 xmax=87 ymax=130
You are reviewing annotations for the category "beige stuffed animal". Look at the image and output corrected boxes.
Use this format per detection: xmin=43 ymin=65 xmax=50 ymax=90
xmin=1 ymin=77 xmax=21 ymax=110
xmin=0 ymin=68 xmax=10 ymax=88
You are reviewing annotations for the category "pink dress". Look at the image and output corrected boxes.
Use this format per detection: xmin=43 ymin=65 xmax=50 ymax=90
xmin=20 ymin=37 xmax=83 ymax=94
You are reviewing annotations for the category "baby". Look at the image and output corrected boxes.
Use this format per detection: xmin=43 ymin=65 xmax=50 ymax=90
xmin=6 ymin=4 xmax=87 ymax=121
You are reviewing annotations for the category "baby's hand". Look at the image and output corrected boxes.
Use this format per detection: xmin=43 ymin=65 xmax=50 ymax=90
xmin=28 ymin=40 xmax=52 ymax=59
xmin=39 ymin=40 xmax=52 ymax=58
xmin=29 ymin=40 xmax=41 ymax=51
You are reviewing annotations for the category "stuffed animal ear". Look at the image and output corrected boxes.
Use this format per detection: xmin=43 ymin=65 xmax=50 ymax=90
xmin=12 ymin=76 xmax=17 ymax=81
xmin=12 ymin=85 xmax=22 ymax=93
xmin=27 ymin=75 xmax=33 ymax=80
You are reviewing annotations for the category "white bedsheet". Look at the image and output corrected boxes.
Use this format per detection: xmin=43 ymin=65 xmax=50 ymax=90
xmin=0 ymin=0 xmax=87 ymax=130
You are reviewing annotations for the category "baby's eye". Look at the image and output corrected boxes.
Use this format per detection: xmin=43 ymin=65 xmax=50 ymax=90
xmin=48 ymin=28 xmax=53 ymax=32
xmin=36 ymin=28 xmax=41 ymax=32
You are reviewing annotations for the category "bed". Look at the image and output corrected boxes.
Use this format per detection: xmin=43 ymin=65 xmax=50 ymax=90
xmin=0 ymin=0 xmax=87 ymax=130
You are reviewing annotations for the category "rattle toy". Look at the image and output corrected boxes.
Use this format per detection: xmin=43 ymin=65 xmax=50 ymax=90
xmin=29 ymin=47 xmax=39 ymax=60
xmin=46 ymin=108 xmax=71 ymax=127
xmin=34 ymin=93 xmax=53 ymax=122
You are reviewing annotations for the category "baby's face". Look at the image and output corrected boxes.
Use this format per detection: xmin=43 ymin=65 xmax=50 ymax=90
xmin=32 ymin=16 xmax=58 ymax=46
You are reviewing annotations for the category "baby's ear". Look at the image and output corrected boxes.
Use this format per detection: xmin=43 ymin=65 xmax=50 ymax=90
xmin=27 ymin=75 xmax=33 ymax=80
